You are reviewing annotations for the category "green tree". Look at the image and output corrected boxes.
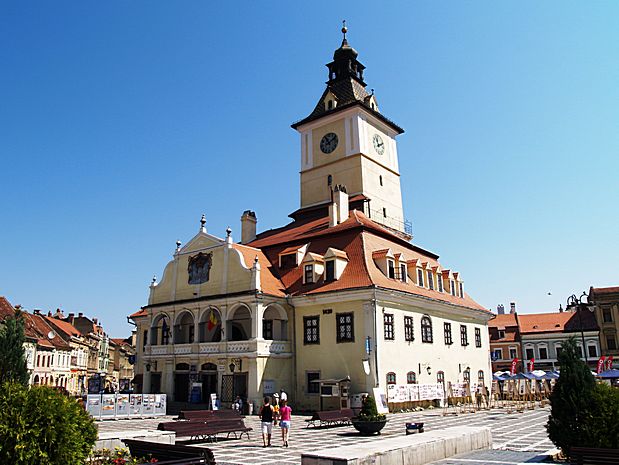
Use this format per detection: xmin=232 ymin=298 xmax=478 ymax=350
xmin=358 ymin=395 xmax=386 ymax=421
xmin=546 ymin=337 xmax=597 ymax=454
xmin=0 ymin=382 xmax=97 ymax=465
xmin=0 ymin=307 xmax=29 ymax=386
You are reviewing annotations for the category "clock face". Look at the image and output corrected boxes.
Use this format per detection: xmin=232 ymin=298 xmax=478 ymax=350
xmin=373 ymin=134 xmax=385 ymax=155
xmin=320 ymin=132 xmax=338 ymax=154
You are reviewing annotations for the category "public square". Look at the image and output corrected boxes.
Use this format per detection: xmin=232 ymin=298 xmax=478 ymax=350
xmin=98 ymin=406 xmax=555 ymax=465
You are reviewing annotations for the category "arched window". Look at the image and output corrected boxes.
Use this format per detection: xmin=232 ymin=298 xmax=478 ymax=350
xmin=386 ymin=372 xmax=396 ymax=385
xmin=407 ymin=371 xmax=417 ymax=384
xmin=437 ymin=371 xmax=445 ymax=385
xmin=175 ymin=363 xmax=190 ymax=371
xmin=421 ymin=316 xmax=433 ymax=343
xmin=463 ymin=368 xmax=471 ymax=383
xmin=327 ymin=175 xmax=333 ymax=186
xmin=478 ymin=370 xmax=485 ymax=385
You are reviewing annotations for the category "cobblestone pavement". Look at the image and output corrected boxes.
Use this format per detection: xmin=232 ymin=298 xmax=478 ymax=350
xmin=97 ymin=406 xmax=555 ymax=465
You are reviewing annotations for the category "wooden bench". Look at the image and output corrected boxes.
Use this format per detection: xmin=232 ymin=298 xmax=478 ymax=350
xmin=305 ymin=408 xmax=354 ymax=428
xmin=159 ymin=418 xmax=252 ymax=442
xmin=122 ymin=439 xmax=215 ymax=464
xmin=569 ymin=447 xmax=619 ymax=465
xmin=177 ymin=409 xmax=243 ymax=421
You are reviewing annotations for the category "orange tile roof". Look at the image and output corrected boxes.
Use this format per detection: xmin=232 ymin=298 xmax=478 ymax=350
xmin=231 ymin=243 xmax=286 ymax=297
xmin=590 ymin=286 xmax=619 ymax=295
xmin=489 ymin=313 xmax=518 ymax=328
xmin=130 ymin=309 xmax=147 ymax=318
xmin=518 ymin=311 xmax=598 ymax=334
xmin=44 ymin=316 xmax=82 ymax=338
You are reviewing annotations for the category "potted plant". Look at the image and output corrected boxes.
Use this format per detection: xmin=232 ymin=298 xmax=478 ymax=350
xmin=351 ymin=395 xmax=387 ymax=435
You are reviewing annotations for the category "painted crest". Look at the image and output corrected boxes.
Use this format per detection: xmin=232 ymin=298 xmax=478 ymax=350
xmin=188 ymin=252 xmax=213 ymax=284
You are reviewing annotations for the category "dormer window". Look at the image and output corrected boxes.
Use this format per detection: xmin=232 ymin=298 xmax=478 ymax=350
xmin=280 ymin=253 xmax=296 ymax=268
xmin=325 ymin=260 xmax=335 ymax=281
xmin=304 ymin=265 xmax=314 ymax=284
xmin=417 ymin=268 xmax=424 ymax=287
xmin=400 ymin=263 xmax=407 ymax=283
xmin=459 ymin=282 xmax=464 ymax=297
xmin=323 ymin=248 xmax=348 ymax=281
xmin=388 ymin=259 xmax=395 ymax=279
xmin=498 ymin=330 xmax=505 ymax=339
xmin=302 ymin=252 xmax=324 ymax=284
xmin=327 ymin=100 xmax=334 ymax=110
xmin=437 ymin=276 xmax=443 ymax=292
xmin=428 ymin=272 xmax=434 ymax=290
xmin=278 ymin=244 xmax=308 ymax=269
xmin=450 ymin=280 xmax=456 ymax=296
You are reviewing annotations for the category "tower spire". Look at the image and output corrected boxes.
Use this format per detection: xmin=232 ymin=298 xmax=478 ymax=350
xmin=341 ymin=20 xmax=347 ymax=41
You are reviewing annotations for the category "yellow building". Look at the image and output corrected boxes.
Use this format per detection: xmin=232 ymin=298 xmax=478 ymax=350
xmin=131 ymin=27 xmax=492 ymax=410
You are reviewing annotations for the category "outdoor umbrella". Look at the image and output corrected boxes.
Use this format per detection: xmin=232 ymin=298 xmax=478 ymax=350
xmin=597 ymin=368 xmax=619 ymax=379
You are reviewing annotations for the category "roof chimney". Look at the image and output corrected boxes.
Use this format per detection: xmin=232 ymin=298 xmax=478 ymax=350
xmin=93 ymin=318 xmax=98 ymax=325
xmin=510 ymin=302 xmax=516 ymax=314
xmin=497 ymin=304 xmax=505 ymax=315
xmin=329 ymin=185 xmax=349 ymax=227
xmin=33 ymin=309 xmax=41 ymax=315
xmin=240 ymin=210 xmax=257 ymax=244
xmin=68 ymin=313 xmax=74 ymax=319
xmin=78 ymin=312 xmax=83 ymax=318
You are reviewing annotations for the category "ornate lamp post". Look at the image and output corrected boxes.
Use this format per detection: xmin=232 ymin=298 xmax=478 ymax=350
xmin=564 ymin=292 xmax=595 ymax=363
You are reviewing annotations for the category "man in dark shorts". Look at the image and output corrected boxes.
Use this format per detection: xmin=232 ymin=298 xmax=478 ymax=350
xmin=258 ymin=396 xmax=274 ymax=447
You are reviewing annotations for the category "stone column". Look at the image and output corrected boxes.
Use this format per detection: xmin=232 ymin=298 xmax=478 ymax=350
xmin=164 ymin=361 xmax=174 ymax=399
xmin=143 ymin=369 xmax=152 ymax=394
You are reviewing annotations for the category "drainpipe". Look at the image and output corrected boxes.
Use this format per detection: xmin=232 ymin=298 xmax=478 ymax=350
xmin=372 ymin=287 xmax=379 ymax=388
xmin=285 ymin=294 xmax=297 ymax=404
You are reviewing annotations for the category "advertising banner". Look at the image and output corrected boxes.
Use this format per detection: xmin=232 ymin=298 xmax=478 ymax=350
xmin=511 ymin=358 xmax=519 ymax=375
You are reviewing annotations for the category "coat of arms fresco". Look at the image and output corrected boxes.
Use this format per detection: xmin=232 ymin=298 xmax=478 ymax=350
xmin=188 ymin=252 xmax=212 ymax=284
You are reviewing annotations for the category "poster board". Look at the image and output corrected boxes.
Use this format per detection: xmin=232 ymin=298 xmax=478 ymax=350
xmin=142 ymin=394 xmax=155 ymax=415
xmin=129 ymin=394 xmax=143 ymax=416
xmin=116 ymin=394 xmax=130 ymax=418
xmin=210 ymin=393 xmax=218 ymax=410
xmin=154 ymin=394 xmax=167 ymax=415
xmin=373 ymin=387 xmax=389 ymax=414
xmin=100 ymin=394 xmax=116 ymax=418
xmin=86 ymin=395 xmax=101 ymax=419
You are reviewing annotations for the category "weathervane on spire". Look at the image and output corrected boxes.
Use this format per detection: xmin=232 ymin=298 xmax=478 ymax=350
xmin=342 ymin=20 xmax=347 ymax=40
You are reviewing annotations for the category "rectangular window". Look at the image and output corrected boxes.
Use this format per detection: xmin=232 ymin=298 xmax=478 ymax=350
xmin=303 ymin=316 xmax=320 ymax=344
xmin=143 ymin=330 xmax=148 ymax=351
xmin=607 ymin=335 xmax=618 ymax=351
xmin=304 ymin=264 xmax=314 ymax=284
xmin=450 ymin=281 xmax=456 ymax=296
xmin=475 ymin=327 xmax=482 ymax=347
xmin=539 ymin=347 xmax=548 ymax=359
xmin=383 ymin=313 xmax=394 ymax=340
xmin=437 ymin=276 xmax=443 ymax=292
xmin=588 ymin=345 xmax=597 ymax=358
xmin=459 ymin=282 xmax=463 ymax=297
xmin=556 ymin=346 xmax=563 ymax=357
xmin=400 ymin=264 xmax=407 ymax=283
xmin=388 ymin=260 xmax=395 ymax=279
xmin=263 ymin=319 xmax=273 ymax=340
xmin=417 ymin=269 xmax=424 ymax=287
xmin=525 ymin=348 xmax=534 ymax=360
xmin=493 ymin=348 xmax=503 ymax=360
xmin=404 ymin=316 xmax=414 ymax=341
xmin=325 ymin=260 xmax=335 ymax=281
xmin=509 ymin=348 xmax=517 ymax=359
xmin=428 ymin=272 xmax=434 ymax=290
xmin=603 ymin=307 xmax=613 ymax=323
xmin=307 ymin=371 xmax=320 ymax=394
xmin=336 ymin=312 xmax=354 ymax=343
xmin=498 ymin=330 xmax=506 ymax=339
xmin=460 ymin=325 xmax=468 ymax=346
xmin=444 ymin=322 xmax=453 ymax=345
xmin=280 ymin=253 xmax=296 ymax=268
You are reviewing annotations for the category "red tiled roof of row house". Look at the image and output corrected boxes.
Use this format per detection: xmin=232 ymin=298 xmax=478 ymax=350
xmin=488 ymin=313 xmax=518 ymax=328
xmin=250 ymin=210 xmax=488 ymax=312
xmin=0 ymin=296 xmax=39 ymax=341
xmin=44 ymin=315 xmax=82 ymax=339
xmin=518 ymin=311 xmax=598 ymax=334
xmin=26 ymin=313 xmax=72 ymax=351
xmin=590 ymin=286 xmax=619 ymax=295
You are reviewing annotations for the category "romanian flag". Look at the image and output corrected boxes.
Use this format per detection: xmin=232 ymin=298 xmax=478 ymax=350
xmin=207 ymin=310 xmax=218 ymax=331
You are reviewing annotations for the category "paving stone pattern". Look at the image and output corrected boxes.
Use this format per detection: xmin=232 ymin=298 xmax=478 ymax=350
xmin=96 ymin=406 xmax=554 ymax=465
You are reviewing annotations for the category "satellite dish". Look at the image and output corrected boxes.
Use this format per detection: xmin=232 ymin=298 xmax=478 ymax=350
xmin=47 ymin=330 xmax=55 ymax=340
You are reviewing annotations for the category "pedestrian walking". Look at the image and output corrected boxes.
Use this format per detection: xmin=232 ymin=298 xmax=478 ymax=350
xmin=279 ymin=399 xmax=292 ymax=447
xmin=258 ymin=396 xmax=274 ymax=447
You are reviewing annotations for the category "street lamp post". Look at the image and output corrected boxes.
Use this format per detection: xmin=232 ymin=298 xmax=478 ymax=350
xmin=565 ymin=292 xmax=595 ymax=363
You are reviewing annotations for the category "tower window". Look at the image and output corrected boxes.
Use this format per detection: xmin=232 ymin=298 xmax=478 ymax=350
xmin=304 ymin=265 xmax=314 ymax=284
xmin=327 ymin=100 xmax=333 ymax=110
xmin=383 ymin=207 xmax=387 ymax=218
xmin=379 ymin=175 xmax=383 ymax=186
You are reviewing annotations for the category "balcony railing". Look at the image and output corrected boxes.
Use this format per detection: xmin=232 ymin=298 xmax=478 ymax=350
xmin=147 ymin=339 xmax=292 ymax=357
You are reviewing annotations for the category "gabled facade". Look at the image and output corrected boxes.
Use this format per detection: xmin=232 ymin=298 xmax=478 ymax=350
xmin=131 ymin=27 xmax=492 ymax=409
xmin=488 ymin=312 xmax=522 ymax=373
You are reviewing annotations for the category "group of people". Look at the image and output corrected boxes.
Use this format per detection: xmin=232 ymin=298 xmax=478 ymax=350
xmin=258 ymin=391 xmax=291 ymax=448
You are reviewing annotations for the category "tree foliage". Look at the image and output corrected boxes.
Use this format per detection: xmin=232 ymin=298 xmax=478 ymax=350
xmin=358 ymin=395 xmax=386 ymax=421
xmin=0 ymin=308 xmax=29 ymax=386
xmin=546 ymin=336 xmax=619 ymax=454
xmin=0 ymin=382 xmax=97 ymax=465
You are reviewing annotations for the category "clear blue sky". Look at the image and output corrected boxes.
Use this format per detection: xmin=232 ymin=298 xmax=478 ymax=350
xmin=1 ymin=1 xmax=618 ymax=337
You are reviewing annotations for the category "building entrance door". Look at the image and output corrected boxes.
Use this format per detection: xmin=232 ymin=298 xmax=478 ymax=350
xmin=234 ymin=373 xmax=248 ymax=400
xmin=201 ymin=373 xmax=218 ymax=404
xmin=174 ymin=373 xmax=189 ymax=402
xmin=150 ymin=373 xmax=161 ymax=393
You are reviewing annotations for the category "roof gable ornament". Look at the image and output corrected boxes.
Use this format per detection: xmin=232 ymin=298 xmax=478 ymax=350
xmin=200 ymin=214 xmax=207 ymax=233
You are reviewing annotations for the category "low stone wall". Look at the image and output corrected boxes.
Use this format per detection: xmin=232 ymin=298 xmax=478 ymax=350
xmin=301 ymin=426 xmax=491 ymax=465
xmin=95 ymin=429 xmax=176 ymax=451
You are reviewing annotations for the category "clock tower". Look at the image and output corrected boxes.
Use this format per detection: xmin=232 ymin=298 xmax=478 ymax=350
xmin=292 ymin=23 xmax=409 ymax=236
